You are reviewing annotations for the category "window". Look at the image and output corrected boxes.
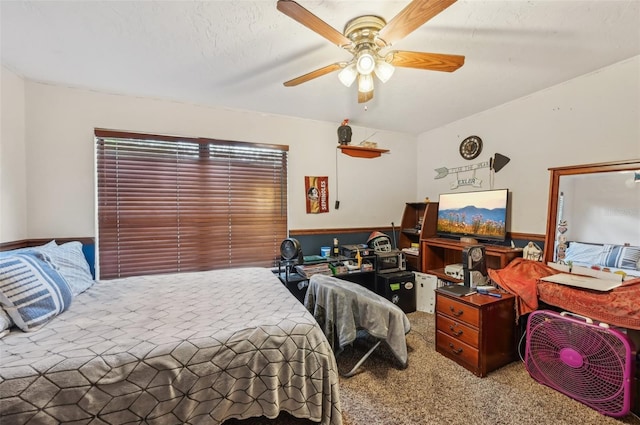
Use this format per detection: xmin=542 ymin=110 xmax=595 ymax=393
xmin=95 ymin=130 xmax=288 ymax=279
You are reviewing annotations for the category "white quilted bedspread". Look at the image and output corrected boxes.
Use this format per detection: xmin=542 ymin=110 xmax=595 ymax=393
xmin=0 ymin=267 xmax=342 ymax=425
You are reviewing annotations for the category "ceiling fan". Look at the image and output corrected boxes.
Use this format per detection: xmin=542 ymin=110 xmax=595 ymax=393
xmin=277 ymin=0 xmax=465 ymax=103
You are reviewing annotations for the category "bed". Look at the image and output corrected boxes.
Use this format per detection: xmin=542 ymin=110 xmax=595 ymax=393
xmin=488 ymin=257 xmax=640 ymax=330
xmin=487 ymin=160 xmax=640 ymax=331
xmin=0 ymin=241 xmax=342 ymax=425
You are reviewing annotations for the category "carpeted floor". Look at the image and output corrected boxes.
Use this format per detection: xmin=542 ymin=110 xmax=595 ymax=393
xmin=224 ymin=311 xmax=640 ymax=425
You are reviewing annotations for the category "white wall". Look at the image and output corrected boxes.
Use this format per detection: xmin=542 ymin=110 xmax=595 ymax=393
xmin=0 ymin=67 xmax=27 ymax=241
xmin=417 ymin=56 xmax=640 ymax=235
xmin=3 ymin=56 xmax=639 ymax=242
xmin=0 ymin=69 xmax=417 ymax=242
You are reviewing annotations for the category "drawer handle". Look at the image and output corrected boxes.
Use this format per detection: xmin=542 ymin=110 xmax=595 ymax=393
xmin=449 ymin=306 xmax=463 ymax=317
xmin=448 ymin=325 xmax=463 ymax=336
xmin=448 ymin=343 xmax=463 ymax=355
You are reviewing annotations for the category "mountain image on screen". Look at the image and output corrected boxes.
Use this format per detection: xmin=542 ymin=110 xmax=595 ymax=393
xmin=438 ymin=205 xmax=506 ymax=235
xmin=436 ymin=189 xmax=508 ymax=241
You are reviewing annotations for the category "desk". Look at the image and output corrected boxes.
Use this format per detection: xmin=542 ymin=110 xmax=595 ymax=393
xmin=277 ymin=255 xmax=377 ymax=302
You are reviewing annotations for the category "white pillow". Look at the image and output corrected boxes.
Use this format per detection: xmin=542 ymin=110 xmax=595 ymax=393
xmin=563 ymin=242 xmax=605 ymax=265
xmin=0 ymin=308 xmax=12 ymax=338
xmin=38 ymin=241 xmax=95 ymax=296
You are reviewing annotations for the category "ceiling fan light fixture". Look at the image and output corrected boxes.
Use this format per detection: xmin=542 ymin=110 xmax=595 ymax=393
xmin=374 ymin=59 xmax=395 ymax=83
xmin=276 ymin=1 xmax=465 ymax=103
xmin=356 ymin=50 xmax=376 ymax=75
xmin=358 ymin=73 xmax=374 ymax=93
xmin=338 ymin=63 xmax=357 ymax=87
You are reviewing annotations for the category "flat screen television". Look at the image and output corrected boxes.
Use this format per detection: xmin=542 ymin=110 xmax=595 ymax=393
xmin=436 ymin=189 xmax=509 ymax=242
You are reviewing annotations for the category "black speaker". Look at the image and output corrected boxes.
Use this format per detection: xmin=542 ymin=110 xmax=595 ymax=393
xmin=462 ymin=245 xmax=487 ymax=287
xmin=490 ymin=153 xmax=511 ymax=173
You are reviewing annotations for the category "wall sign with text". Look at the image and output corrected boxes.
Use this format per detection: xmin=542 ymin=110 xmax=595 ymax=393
xmin=305 ymin=176 xmax=329 ymax=214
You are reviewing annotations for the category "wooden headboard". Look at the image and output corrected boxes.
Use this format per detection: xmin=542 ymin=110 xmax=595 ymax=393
xmin=0 ymin=237 xmax=96 ymax=278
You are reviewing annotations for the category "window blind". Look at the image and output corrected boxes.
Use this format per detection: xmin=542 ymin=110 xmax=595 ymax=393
xmin=95 ymin=130 xmax=288 ymax=279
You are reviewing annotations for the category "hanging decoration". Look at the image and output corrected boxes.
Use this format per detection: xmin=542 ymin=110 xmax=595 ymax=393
xmin=337 ymin=119 xmax=352 ymax=145
xmin=434 ymin=160 xmax=490 ymax=189
xmin=554 ymin=191 xmax=567 ymax=263
xmin=305 ymin=176 xmax=329 ymax=214
xmin=434 ymin=153 xmax=511 ymax=190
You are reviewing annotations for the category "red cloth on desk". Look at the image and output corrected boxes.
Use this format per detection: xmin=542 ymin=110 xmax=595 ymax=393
xmin=487 ymin=258 xmax=557 ymax=319
xmin=537 ymin=277 xmax=640 ymax=330
xmin=489 ymin=258 xmax=640 ymax=329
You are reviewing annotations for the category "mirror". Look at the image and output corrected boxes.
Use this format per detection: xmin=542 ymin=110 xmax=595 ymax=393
xmin=543 ymin=159 xmax=640 ymax=263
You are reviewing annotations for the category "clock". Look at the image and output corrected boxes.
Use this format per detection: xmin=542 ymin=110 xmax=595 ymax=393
xmin=459 ymin=136 xmax=483 ymax=160
xmin=470 ymin=246 xmax=484 ymax=262
xmin=462 ymin=245 xmax=488 ymax=287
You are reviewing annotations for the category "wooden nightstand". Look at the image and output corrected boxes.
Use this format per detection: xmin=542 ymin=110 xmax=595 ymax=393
xmin=435 ymin=288 xmax=516 ymax=377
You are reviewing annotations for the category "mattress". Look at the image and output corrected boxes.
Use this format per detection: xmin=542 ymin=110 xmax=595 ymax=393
xmin=0 ymin=267 xmax=342 ymax=425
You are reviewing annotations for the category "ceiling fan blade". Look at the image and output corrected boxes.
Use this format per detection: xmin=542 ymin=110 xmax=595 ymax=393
xmin=358 ymin=90 xmax=374 ymax=103
xmin=389 ymin=50 xmax=464 ymax=72
xmin=378 ymin=0 xmax=457 ymax=46
xmin=277 ymin=0 xmax=352 ymax=48
xmin=283 ymin=63 xmax=343 ymax=87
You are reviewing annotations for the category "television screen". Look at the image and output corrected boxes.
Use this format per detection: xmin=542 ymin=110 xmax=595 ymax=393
xmin=436 ymin=189 xmax=509 ymax=242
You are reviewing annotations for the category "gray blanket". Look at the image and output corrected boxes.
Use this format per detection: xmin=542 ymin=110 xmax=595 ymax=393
xmin=304 ymin=274 xmax=411 ymax=366
xmin=0 ymin=267 xmax=342 ymax=425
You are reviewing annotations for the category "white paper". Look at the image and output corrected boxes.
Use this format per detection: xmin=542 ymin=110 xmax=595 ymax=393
xmin=570 ymin=265 xmax=623 ymax=282
xmin=540 ymin=273 xmax=622 ymax=291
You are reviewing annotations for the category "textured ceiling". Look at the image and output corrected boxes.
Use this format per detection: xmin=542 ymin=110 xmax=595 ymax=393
xmin=2 ymin=1 xmax=639 ymax=135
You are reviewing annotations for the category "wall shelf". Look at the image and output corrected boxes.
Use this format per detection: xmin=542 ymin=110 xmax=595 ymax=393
xmin=338 ymin=145 xmax=389 ymax=158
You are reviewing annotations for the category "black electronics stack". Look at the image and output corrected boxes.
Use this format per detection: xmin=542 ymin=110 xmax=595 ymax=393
xmin=375 ymin=270 xmax=416 ymax=313
xmin=371 ymin=225 xmax=416 ymax=314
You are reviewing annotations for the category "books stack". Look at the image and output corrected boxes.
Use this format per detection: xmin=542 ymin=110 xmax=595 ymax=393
xmin=295 ymin=263 xmax=332 ymax=279
xmin=402 ymin=247 xmax=419 ymax=256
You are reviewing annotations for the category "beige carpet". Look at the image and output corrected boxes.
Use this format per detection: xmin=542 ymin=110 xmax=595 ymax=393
xmin=225 ymin=311 xmax=640 ymax=425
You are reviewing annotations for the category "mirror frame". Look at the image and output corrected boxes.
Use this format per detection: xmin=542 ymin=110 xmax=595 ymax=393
xmin=543 ymin=158 xmax=640 ymax=263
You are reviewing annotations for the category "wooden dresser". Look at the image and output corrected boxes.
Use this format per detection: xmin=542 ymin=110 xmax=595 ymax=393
xmin=435 ymin=288 xmax=516 ymax=377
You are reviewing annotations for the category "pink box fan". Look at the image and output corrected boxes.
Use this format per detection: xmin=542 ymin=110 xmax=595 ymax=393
xmin=525 ymin=310 xmax=635 ymax=417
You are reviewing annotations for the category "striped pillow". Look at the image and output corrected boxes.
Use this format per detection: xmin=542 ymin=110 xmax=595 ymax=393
xmin=599 ymin=244 xmax=640 ymax=271
xmin=38 ymin=241 xmax=94 ymax=296
xmin=0 ymin=252 xmax=73 ymax=331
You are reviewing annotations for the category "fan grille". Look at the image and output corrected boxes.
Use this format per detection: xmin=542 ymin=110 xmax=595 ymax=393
xmin=525 ymin=310 xmax=634 ymax=417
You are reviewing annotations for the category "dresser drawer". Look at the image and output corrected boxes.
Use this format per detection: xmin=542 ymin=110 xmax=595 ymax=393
xmin=436 ymin=330 xmax=480 ymax=369
xmin=436 ymin=294 xmax=480 ymax=327
xmin=436 ymin=314 xmax=479 ymax=348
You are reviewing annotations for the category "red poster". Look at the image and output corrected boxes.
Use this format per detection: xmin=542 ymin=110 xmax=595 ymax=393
xmin=305 ymin=176 xmax=329 ymax=214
